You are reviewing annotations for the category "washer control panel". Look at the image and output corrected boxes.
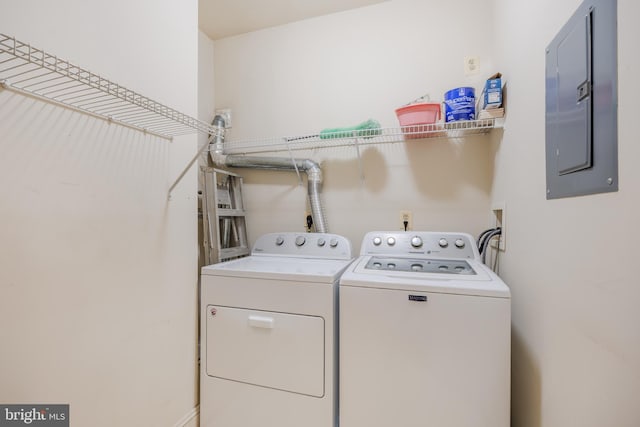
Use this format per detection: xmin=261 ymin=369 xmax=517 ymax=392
xmin=252 ymin=232 xmax=352 ymax=260
xmin=361 ymin=231 xmax=477 ymax=260
xmin=364 ymin=257 xmax=476 ymax=275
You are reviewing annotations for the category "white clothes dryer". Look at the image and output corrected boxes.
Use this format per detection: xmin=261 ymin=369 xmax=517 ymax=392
xmin=200 ymin=232 xmax=353 ymax=427
xmin=339 ymin=231 xmax=511 ymax=427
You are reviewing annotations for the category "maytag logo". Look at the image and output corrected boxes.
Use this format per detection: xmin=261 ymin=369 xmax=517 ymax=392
xmin=408 ymin=295 xmax=427 ymax=302
xmin=1 ymin=405 xmax=68 ymax=426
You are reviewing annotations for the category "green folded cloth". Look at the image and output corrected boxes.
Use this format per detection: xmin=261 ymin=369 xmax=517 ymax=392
xmin=319 ymin=119 xmax=382 ymax=139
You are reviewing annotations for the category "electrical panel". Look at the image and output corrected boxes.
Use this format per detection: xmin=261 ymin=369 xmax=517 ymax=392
xmin=545 ymin=0 xmax=617 ymax=199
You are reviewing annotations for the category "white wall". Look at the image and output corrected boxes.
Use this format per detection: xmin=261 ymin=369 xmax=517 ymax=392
xmin=199 ymin=30 xmax=216 ymax=145
xmin=212 ymin=0 xmax=499 ymax=252
xmin=491 ymin=0 xmax=640 ymax=426
xmin=0 ymin=1 xmax=200 ymax=426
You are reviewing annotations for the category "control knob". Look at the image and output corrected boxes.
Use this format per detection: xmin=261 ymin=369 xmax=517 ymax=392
xmin=387 ymin=237 xmax=396 ymax=246
xmin=329 ymin=238 xmax=339 ymax=248
xmin=317 ymin=238 xmax=326 ymax=247
xmin=295 ymin=236 xmax=306 ymax=246
xmin=455 ymin=239 xmax=465 ymax=248
xmin=438 ymin=238 xmax=449 ymax=248
xmin=373 ymin=237 xmax=382 ymax=246
xmin=275 ymin=236 xmax=285 ymax=246
xmin=411 ymin=236 xmax=423 ymax=248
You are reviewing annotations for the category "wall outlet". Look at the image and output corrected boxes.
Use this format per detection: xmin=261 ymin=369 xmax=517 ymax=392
xmin=400 ymin=210 xmax=413 ymax=231
xmin=464 ymin=56 xmax=480 ymax=76
xmin=215 ymin=108 xmax=232 ymax=128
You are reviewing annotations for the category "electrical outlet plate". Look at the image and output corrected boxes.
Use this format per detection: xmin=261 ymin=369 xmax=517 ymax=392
xmin=400 ymin=210 xmax=413 ymax=231
xmin=215 ymin=108 xmax=232 ymax=128
xmin=464 ymin=56 xmax=480 ymax=76
xmin=490 ymin=202 xmax=506 ymax=251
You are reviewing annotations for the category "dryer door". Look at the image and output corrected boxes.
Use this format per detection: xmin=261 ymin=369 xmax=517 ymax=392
xmin=206 ymin=305 xmax=325 ymax=397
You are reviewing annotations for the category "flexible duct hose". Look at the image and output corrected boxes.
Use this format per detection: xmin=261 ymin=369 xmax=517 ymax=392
xmin=208 ymin=115 xmax=328 ymax=233
xmin=221 ymin=155 xmax=328 ymax=233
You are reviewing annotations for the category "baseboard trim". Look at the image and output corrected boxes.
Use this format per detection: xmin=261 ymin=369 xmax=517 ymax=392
xmin=174 ymin=405 xmax=199 ymax=427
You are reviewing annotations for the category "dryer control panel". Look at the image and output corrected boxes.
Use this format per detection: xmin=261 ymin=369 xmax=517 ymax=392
xmin=360 ymin=231 xmax=478 ymax=260
xmin=252 ymin=232 xmax=353 ymax=260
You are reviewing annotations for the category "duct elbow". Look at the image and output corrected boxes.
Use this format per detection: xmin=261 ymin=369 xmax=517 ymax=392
xmin=302 ymin=159 xmax=323 ymax=183
xmin=212 ymin=114 xmax=226 ymax=128
xmin=210 ymin=151 xmax=227 ymax=166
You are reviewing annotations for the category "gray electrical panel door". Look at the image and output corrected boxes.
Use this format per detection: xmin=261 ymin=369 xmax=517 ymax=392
xmin=545 ymin=0 xmax=617 ymax=199
xmin=555 ymin=12 xmax=592 ymax=175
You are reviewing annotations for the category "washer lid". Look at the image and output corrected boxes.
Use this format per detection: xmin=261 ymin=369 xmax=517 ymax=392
xmin=340 ymin=256 xmax=510 ymax=298
xmin=201 ymin=255 xmax=354 ymax=283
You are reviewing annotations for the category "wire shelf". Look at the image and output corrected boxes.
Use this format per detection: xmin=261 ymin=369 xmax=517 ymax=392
xmin=222 ymin=119 xmax=501 ymax=154
xmin=0 ymin=33 xmax=215 ymax=140
xmin=0 ymin=33 xmax=502 ymax=195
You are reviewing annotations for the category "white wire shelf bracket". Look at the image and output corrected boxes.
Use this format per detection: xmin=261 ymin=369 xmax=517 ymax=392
xmin=0 ymin=33 xmax=215 ymax=140
xmin=221 ymin=119 xmax=502 ymax=155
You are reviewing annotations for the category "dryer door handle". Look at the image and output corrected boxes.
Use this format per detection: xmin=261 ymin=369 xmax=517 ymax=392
xmin=248 ymin=315 xmax=274 ymax=329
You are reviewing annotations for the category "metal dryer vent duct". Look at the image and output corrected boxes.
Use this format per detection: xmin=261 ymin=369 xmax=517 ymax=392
xmin=208 ymin=115 xmax=328 ymax=233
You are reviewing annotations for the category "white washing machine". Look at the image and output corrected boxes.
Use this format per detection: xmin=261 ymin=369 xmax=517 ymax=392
xmin=200 ymin=232 xmax=353 ymax=427
xmin=339 ymin=231 xmax=510 ymax=427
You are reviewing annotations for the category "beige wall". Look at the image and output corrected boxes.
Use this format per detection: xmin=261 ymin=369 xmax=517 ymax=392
xmin=492 ymin=0 xmax=640 ymax=426
xmin=0 ymin=1 xmax=200 ymax=426
xmin=212 ymin=0 xmax=499 ymax=253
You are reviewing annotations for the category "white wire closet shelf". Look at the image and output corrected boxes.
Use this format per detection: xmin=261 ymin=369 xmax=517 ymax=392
xmin=0 ymin=33 xmax=215 ymax=139
xmin=222 ymin=119 xmax=502 ymax=155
